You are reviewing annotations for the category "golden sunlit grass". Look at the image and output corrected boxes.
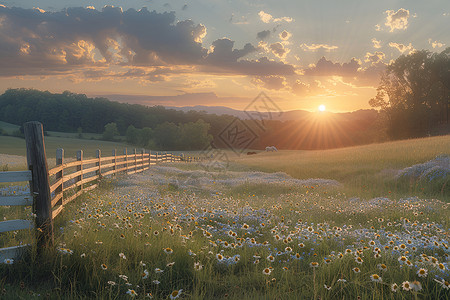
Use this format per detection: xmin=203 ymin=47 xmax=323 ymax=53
xmin=232 ymin=135 xmax=450 ymax=200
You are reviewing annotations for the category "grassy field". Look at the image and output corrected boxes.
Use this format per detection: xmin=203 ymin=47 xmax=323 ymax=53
xmin=232 ymin=135 xmax=450 ymax=201
xmin=0 ymin=162 xmax=448 ymax=299
xmin=0 ymin=135 xmax=130 ymax=159
xmin=0 ymin=135 xmax=449 ymax=299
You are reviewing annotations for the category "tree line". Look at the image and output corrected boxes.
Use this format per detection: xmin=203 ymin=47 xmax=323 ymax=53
xmin=370 ymin=47 xmax=450 ymax=139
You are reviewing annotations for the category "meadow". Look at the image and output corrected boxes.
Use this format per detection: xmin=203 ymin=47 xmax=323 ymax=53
xmin=0 ymin=136 xmax=449 ymax=299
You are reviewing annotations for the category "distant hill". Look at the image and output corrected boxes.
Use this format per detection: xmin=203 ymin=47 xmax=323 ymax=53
xmin=165 ymin=105 xmax=377 ymax=122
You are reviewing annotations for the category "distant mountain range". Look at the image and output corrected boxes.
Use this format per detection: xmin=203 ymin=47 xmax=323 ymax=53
xmin=165 ymin=105 xmax=378 ymax=122
xmin=95 ymin=92 xmax=378 ymax=122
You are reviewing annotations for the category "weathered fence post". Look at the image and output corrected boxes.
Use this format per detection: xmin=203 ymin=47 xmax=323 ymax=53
xmin=24 ymin=121 xmax=54 ymax=249
xmin=77 ymin=150 xmax=83 ymax=192
xmin=55 ymin=148 xmax=64 ymax=207
xmin=96 ymin=149 xmax=102 ymax=178
xmin=112 ymin=149 xmax=116 ymax=175
xmin=141 ymin=149 xmax=144 ymax=171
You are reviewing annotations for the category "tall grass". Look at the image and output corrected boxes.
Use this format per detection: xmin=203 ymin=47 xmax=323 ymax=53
xmin=0 ymin=164 xmax=448 ymax=299
xmin=233 ymin=135 xmax=450 ymax=201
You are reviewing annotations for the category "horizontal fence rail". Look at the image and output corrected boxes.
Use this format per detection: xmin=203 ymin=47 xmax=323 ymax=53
xmin=47 ymin=148 xmax=194 ymax=219
xmin=0 ymin=170 xmax=34 ymax=261
xmin=1 ymin=121 xmax=202 ymax=260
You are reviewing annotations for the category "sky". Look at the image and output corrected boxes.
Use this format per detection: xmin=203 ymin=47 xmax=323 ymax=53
xmin=0 ymin=0 xmax=449 ymax=112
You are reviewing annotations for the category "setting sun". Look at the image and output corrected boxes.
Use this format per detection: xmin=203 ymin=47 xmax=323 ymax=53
xmin=318 ymin=105 xmax=326 ymax=112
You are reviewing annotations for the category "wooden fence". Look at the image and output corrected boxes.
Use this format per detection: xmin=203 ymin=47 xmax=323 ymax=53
xmin=0 ymin=121 xmax=199 ymax=260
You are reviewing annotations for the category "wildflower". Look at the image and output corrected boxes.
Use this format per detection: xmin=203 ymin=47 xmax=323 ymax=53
xmin=370 ymin=274 xmax=382 ymax=283
xmin=119 ymin=275 xmax=128 ymax=281
xmin=324 ymin=284 xmax=331 ymax=291
xmin=169 ymin=289 xmax=182 ymax=299
xmin=434 ymin=278 xmax=450 ymax=289
xmin=337 ymin=279 xmax=346 ymax=283
xmin=120 ymin=234 xmax=125 ymax=239
xmin=155 ymin=268 xmax=164 ymax=274
xmin=398 ymin=256 xmax=407 ymax=263
xmin=310 ymin=262 xmax=319 ymax=268
xmin=263 ymin=267 xmax=272 ymax=275
xmin=401 ymin=281 xmax=411 ymax=291
xmin=437 ymin=263 xmax=446 ymax=271
xmin=101 ymin=264 xmax=108 ymax=270
xmin=298 ymin=243 xmax=305 ymax=248
xmin=391 ymin=283 xmax=398 ymax=292
xmin=241 ymin=223 xmax=249 ymax=230
xmin=152 ymin=280 xmax=160 ymax=285
xmin=142 ymin=269 xmax=149 ymax=279
xmin=377 ymin=264 xmax=387 ymax=271
xmin=107 ymin=281 xmax=116 ymax=286
xmin=146 ymin=292 xmax=153 ymax=298
xmin=119 ymin=253 xmax=127 ymax=260
xmin=285 ymin=246 xmax=293 ymax=253
xmin=283 ymin=266 xmax=289 ymax=271
xmin=410 ymin=281 xmax=422 ymax=292
xmin=3 ymin=258 xmax=13 ymax=265
xmin=80 ymin=253 xmax=86 ymax=258
xmin=139 ymin=261 xmax=146 ymax=267
xmin=355 ymin=257 xmax=363 ymax=264
xmin=216 ymin=254 xmax=224 ymax=261
xmin=166 ymin=262 xmax=175 ymax=267
xmin=126 ymin=289 xmax=137 ymax=297
xmin=163 ymin=247 xmax=173 ymax=254
xmin=352 ymin=267 xmax=361 ymax=273
xmin=417 ymin=268 xmax=427 ymax=277
xmin=194 ymin=262 xmax=203 ymax=271
xmin=267 ymin=255 xmax=275 ymax=262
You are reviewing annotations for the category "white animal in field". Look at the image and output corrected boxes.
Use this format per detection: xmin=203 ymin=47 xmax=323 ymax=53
xmin=265 ymin=146 xmax=278 ymax=152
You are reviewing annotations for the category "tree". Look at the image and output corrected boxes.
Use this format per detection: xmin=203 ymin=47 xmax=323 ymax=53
xmin=103 ymin=122 xmax=119 ymax=141
xmin=369 ymin=48 xmax=450 ymax=139
xmin=126 ymin=125 xmax=140 ymax=145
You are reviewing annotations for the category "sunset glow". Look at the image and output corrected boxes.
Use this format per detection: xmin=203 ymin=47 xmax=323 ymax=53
xmin=318 ymin=105 xmax=326 ymax=112
xmin=0 ymin=1 xmax=448 ymax=112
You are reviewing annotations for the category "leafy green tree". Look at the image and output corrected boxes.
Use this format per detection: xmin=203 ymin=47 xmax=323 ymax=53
xmin=179 ymin=119 xmax=213 ymax=150
xmin=153 ymin=122 xmax=180 ymax=150
xmin=103 ymin=122 xmax=119 ymax=141
xmin=126 ymin=125 xmax=140 ymax=145
xmin=369 ymin=48 xmax=450 ymax=139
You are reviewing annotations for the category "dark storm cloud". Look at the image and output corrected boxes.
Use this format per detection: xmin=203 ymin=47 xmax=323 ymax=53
xmin=0 ymin=5 xmax=297 ymax=78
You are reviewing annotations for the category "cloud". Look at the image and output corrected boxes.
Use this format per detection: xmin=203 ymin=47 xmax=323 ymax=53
xmin=290 ymin=80 xmax=323 ymax=96
xmin=252 ymin=75 xmax=286 ymax=90
xmin=304 ymin=57 xmax=361 ymax=77
xmin=388 ymin=42 xmax=414 ymax=53
xmin=372 ymin=38 xmax=381 ymax=49
xmin=0 ymin=6 xmax=210 ymax=76
xmin=279 ymin=30 xmax=291 ymax=41
xmin=0 ymin=6 xmax=299 ymax=78
xmin=269 ymin=42 xmax=289 ymax=58
xmin=257 ymin=30 xmax=271 ymax=40
xmin=182 ymin=4 xmax=188 ymax=11
xmin=258 ymin=10 xmax=293 ymax=23
xmin=301 ymin=43 xmax=338 ymax=52
xmin=428 ymin=39 xmax=445 ymax=48
xmin=375 ymin=24 xmax=382 ymax=31
xmin=365 ymin=51 xmax=385 ymax=65
xmin=385 ymin=8 xmax=410 ymax=32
